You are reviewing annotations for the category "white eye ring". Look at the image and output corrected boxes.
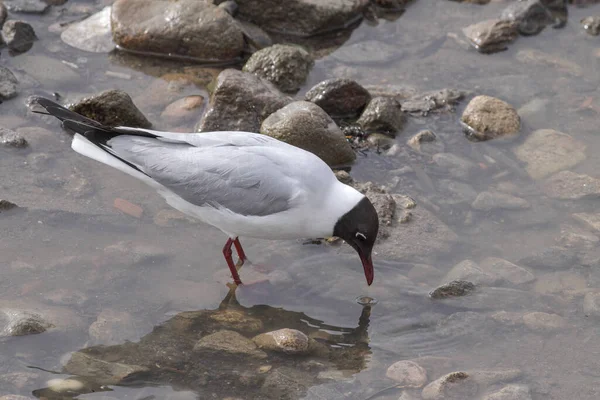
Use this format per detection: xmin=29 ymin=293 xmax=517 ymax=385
xmin=356 ymin=232 xmax=366 ymax=240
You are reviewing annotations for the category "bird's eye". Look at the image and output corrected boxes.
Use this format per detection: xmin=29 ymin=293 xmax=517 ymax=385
xmin=355 ymin=232 xmax=366 ymax=241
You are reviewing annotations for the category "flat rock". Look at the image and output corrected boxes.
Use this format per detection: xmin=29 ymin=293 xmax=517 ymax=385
xmin=513 ymin=129 xmax=586 ymax=180
xmin=260 ymin=101 xmax=355 ymax=166
xmin=356 ymin=96 xmax=404 ymax=136
xmin=61 ymin=6 xmax=115 ymax=53
xmin=3 ymin=0 xmax=48 ymax=14
xmin=482 ymin=384 xmax=532 ymax=400
xmin=479 ymin=257 xmax=535 ymax=285
xmin=0 ymin=127 xmax=27 ymax=148
xmin=583 ymin=291 xmax=600 ymax=318
xmin=89 ymin=309 xmax=140 ymax=345
xmin=70 ymin=89 xmax=151 ymax=128
xmin=533 ymin=271 xmax=587 ymax=295
xmin=252 ymin=328 xmax=310 ymax=354
xmin=430 ymin=280 xmax=476 ymax=299
xmin=519 ymin=246 xmax=579 ymax=270
xmin=432 ymin=153 xmax=477 ymax=180
xmin=194 ymin=330 xmax=267 ymax=359
xmin=198 ymin=69 xmax=291 ymax=132
xmin=516 ymin=49 xmax=583 ymax=77
xmin=471 ymin=191 xmax=530 ymax=211
xmin=522 ymin=312 xmax=566 ymax=331
xmin=461 ymin=95 xmax=520 ymax=141
xmin=463 ymin=19 xmax=518 ymax=53
xmin=402 ymin=89 xmax=465 ymax=115
xmin=234 ymin=0 xmax=367 ymax=37
xmin=0 ymin=66 xmax=18 ymax=100
xmin=437 ymin=180 xmax=478 ymax=206
xmin=385 ymin=360 xmax=428 ymax=388
xmin=305 ymin=78 xmax=370 ymax=118
xmin=243 ymin=44 xmax=313 ymax=94
xmin=111 ymin=0 xmax=244 ymax=61
xmin=421 ymin=371 xmax=478 ymax=400
xmin=573 ymin=212 xmax=600 ymax=233
xmin=2 ymin=19 xmax=36 ymax=53
xmin=10 ymin=55 xmax=80 ymax=87
xmin=542 ymin=171 xmax=600 ymax=200
xmin=444 ymin=260 xmax=499 ymax=286
xmin=331 ymin=39 xmax=399 ymax=65
xmin=63 ymin=351 xmax=149 ymax=385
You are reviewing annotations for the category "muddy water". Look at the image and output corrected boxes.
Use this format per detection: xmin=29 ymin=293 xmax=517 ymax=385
xmin=2 ymin=0 xmax=600 ymax=399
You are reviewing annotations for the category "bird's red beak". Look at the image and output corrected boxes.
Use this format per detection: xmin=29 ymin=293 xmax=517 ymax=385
xmin=360 ymin=254 xmax=374 ymax=286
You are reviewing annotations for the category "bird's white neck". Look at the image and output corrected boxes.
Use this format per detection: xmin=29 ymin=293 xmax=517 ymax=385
xmin=315 ymin=181 xmax=366 ymax=237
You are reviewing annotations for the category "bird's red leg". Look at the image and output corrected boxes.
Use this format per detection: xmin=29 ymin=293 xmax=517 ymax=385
xmin=222 ymin=238 xmax=242 ymax=285
xmin=233 ymin=238 xmax=246 ymax=270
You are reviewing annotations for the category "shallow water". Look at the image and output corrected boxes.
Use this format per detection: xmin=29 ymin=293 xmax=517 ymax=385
xmin=2 ymin=0 xmax=600 ymax=399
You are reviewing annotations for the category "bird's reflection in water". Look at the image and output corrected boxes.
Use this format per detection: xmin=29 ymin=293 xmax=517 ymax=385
xmin=31 ymin=286 xmax=373 ymax=400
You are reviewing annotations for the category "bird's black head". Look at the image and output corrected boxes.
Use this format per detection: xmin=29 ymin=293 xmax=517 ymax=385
xmin=333 ymin=196 xmax=379 ymax=285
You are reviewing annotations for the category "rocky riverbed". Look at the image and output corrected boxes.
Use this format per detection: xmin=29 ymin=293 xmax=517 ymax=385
xmin=2 ymin=0 xmax=600 ymax=399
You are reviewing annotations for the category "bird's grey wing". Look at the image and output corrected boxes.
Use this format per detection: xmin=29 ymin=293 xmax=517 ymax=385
xmin=107 ymin=136 xmax=298 ymax=216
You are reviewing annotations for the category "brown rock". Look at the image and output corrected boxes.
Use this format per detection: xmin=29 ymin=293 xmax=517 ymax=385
xmin=461 ymin=95 xmax=520 ymax=141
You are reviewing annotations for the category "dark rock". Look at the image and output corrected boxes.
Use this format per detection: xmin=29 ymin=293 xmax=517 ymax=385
xmin=463 ymin=19 xmax=518 ymax=53
xmin=243 ymin=44 xmax=314 ymax=93
xmin=260 ymin=366 xmax=314 ymax=399
xmin=581 ymin=16 xmax=600 ymax=35
xmin=61 ymin=6 xmax=115 ymax=53
xmin=236 ymin=20 xmax=273 ymax=51
xmin=0 ymin=2 xmax=7 ymax=28
xmin=519 ymin=246 xmax=579 ymax=269
xmin=1 ymin=19 xmax=37 ymax=53
xmin=3 ymin=0 xmax=48 ymax=14
xmin=193 ymin=330 xmax=267 ymax=359
xmin=402 ymin=89 xmax=465 ymax=115
xmin=500 ymin=0 xmax=556 ymax=35
xmin=366 ymin=133 xmax=395 ymax=149
xmin=304 ymin=78 xmax=371 ymax=118
xmin=70 ymin=90 xmax=152 ymax=128
xmin=234 ymin=0 xmax=367 ymax=37
xmin=0 ymin=199 xmax=18 ymax=212
xmin=218 ymin=0 xmax=238 ymax=16
xmin=0 ymin=309 xmax=54 ymax=337
xmin=111 ymin=0 xmax=245 ymax=62
xmin=356 ymin=96 xmax=403 ymax=136
xmin=260 ymin=101 xmax=356 ymax=166
xmin=460 ymin=95 xmax=520 ymax=141
xmin=198 ymin=69 xmax=291 ymax=132
xmin=430 ymin=280 xmax=476 ymax=299
xmin=0 ymin=127 xmax=27 ymax=148
xmin=64 ymin=352 xmax=149 ymax=385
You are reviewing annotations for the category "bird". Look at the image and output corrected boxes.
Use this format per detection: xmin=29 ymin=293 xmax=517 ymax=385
xmin=27 ymin=96 xmax=380 ymax=286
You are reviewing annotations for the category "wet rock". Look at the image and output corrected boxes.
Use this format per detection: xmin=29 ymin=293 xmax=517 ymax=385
xmin=70 ymin=89 xmax=151 ymax=128
xmin=194 ymin=330 xmax=267 ymax=359
xmin=557 ymin=228 xmax=599 ymax=250
xmin=0 ymin=66 xmax=18 ymax=100
xmin=583 ymin=291 xmax=600 ymax=318
xmin=209 ymin=309 xmax=264 ymax=333
xmin=0 ymin=3 xmax=6 ymax=27
xmin=533 ymin=271 xmax=587 ymax=296
xmin=462 ymin=19 xmax=518 ymax=53
xmin=581 ymin=16 xmax=600 ymax=35
xmin=432 ymin=153 xmax=477 ymax=180
xmin=234 ymin=0 xmax=367 ymax=37
xmin=437 ymin=180 xmax=478 ymax=206
xmin=542 ymin=171 xmax=600 ymax=200
xmin=444 ymin=260 xmax=499 ymax=286
xmin=161 ymin=95 xmax=205 ymax=122
xmin=514 ymin=129 xmax=586 ymax=180
xmin=104 ymin=240 xmax=168 ymax=266
xmin=356 ymin=96 xmax=403 ymax=136
xmin=430 ymin=280 xmax=476 ymax=299
xmin=385 ymin=360 xmax=428 ymax=388
xmin=64 ymin=351 xmax=149 ymax=385
xmin=253 ymin=328 xmax=310 ymax=354
xmin=2 ymin=19 xmax=37 ymax=53
xmin=236 ymin=20 xmax=273 ymax=51
xmin=516 ymin=49 xmax=583 ymax=77
xmin=353 ymin=182 xmax=396 ymax=228
xmin=0 ymin=309 xmax=54 ymax=336
xmin=573 ymin=212 xmax=600 ymax=233
xmin=89 ymin=310 xmax=140 ymax=345
xmin=0 ymin=127 xmax=27 ymax=148
xmin=0 ymin=396 xmax=35 ymax=400
xmin=500 ymin=0 xmax=556 ymax=36
xmin=111 ymin=0 xmax=244 ymax=62
xmin=402 ymin=89 xmax=465 ymax=115
xmin=365 ymin=133 xmax=394 ymax=150
xmin=3 ymin=0 xmax=48 ymax=14
xmin=471 ymin=191 xmax=530 ymax=211
xmin=44 ymin=288 xmax=88 ymax=307
xmin=64 ymin=173 xmax=94 ymax=198
xmin=260 ymin=366 xmax=314 ymax=399
xmin=334 ymin=170 xmax=353 ymax=184
xmin=10 ymin=55 xmax=80 ymax=87
xmin=470 ymin=369 xmax=522 ymax=386
xmin=304 ymin=78 xmax=371 ymax=118
xmin=0 ymin=199 xmax=18 ymax=212
xmin=243 ymin=44 xmax=314 ymax=94
xmin=407 ymin=130 xmax=442 ymax=153
xmin=482 ymin=384 xmax=532 ymax=400
xmin=198 ymin=69 xmax=291 ymax=132
xmin=480 ymin=257 xmax=535 ymax=285
xmin=0 ymin=372 xmax=39 ymax=390
xmin=331 ymin=39 xmax=399 ymax=65
xmin=519 ymin=246 xmax=579 ymax=270
xmin=218 ymin=0 xmax=238 ymax=16
xmin=460 ymin=95 xmax=520 ymax=141
xmin=522 ymin=312 xmax=566 ymax=331
xmin=61 ymin=6 xmax=115 ymax=53
xmin=260 ymin=101 xmax=355 ymax=166
xmin=421 ymin=371 xmax=477 ymax=399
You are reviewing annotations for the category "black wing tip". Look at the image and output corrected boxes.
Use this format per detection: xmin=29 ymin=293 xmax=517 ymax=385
xmin=26 ymin=95 xmax=54 ymax=115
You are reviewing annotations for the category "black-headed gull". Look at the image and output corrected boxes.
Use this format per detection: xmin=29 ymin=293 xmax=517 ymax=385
xmin=27 ymin=96 xmax=379 ymax=286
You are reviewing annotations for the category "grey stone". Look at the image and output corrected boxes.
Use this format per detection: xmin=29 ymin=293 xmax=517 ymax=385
xmin=533 ymin=271 xmax=587 ymax=295
xmin=430 ymin=280 xmax=476 ymax=299
xmin=70 ymin=89 xmax=151 ymax=128
xmin=260 ymin=101 xmax=355 ymax=166
xmin=432 ymin=153 xmax=477 ymax=180
xmin=471 ymin=191 xmax=530 ymax=211
xmin=1 ymin=19 xmax=36 ymax=53
xmin=518 ymin=246 xmax=579 ymax=270
xmin=522 ymin=312 xmax=566 ymax=331
xmin=234 ymin=0 xmax=366 ymax=37
xmin=501 ymin=0 xmax=555 ymax=35
xmin=0 ymin=3 xmax=7 ymax=28
xmin=236 ymin=20 xmax=272 ymax=50
xmin=482 ymin=384 xmax=532 ymax=400
xmin=252 ymin=328 xmax=310 ymax=354
xmin=10 ymin=55 xmax=80 ymax=87
xmin=199 ymin=69 xmax=292 ymax=132
xmin=243 ymin=44 xmax=313 ymax=93
xmin=64 ymin=351 xmax=149 ymax=385
xmin=516 ymin=49 xmax=583 ymax=77
xmin=356 ymin=96 xmax=404 ymax=136
xmin=463 ymin=19 xmax=518 ymax=53
xmin=260 ymin=366 xmax=314 ymax=399
xmin=334 ymin=170 xmax=353 ymax=184
xmin=385 ymin=360 xmax=428 ymax=388
xmin=304 ymin=78 xmax=371 ymax=118
xmin=583 ymin=291 xmax=600 ymax=318
xmin=421 ymin=371 xmax=477 ymax=400
xmin=3 ymin=0 xmax=48 ymax=14
xmin=89 ymin=309 xmax=140 ymax=345
xmin=581 ymin=16 xmax=600 ymax=35
xmin=331 ymin=39 xmax=399 ymax=65
xmin=461 ymin=95 xmax=520 ymax=141
xmin=437 ymin=180 xmax=478 ymax=206
xmin=0 ymin=309 xmax=54 ymax=336
xmin=0 ymin=396 xmax=36 ymax=400
xmin=407 ymin=130 xmax=443 ymax=153
xmin=444 ymin=260 xmax=499 ymax=286
xmin=366 ymin=132 xmax=395 ymax=149
xmin=479 ymin=257 xmax=535 ymax=285
xmin=468 ymin=368 xmax=522 ymax=386
xmin=193 ymin=330 xmax=267 ymax=359
xmin=111 ymin=0 xmax=244 ymax=62
xmin=402 ymin=89 xmax=465 ymax=115
xmin=514 ymin=129 xmax=586 ymax=180
xmin=61 ymin=6 xmax=115 ymax=53
xmin=542 ymin=170 xmax=600 ymax=200
xmin=0 ymin=127 xmax=27 ymax=148
xmin=573 ymin=212 xmax=600 ymax=233
xmin=0 ymin=199 xmax=18 ymax=212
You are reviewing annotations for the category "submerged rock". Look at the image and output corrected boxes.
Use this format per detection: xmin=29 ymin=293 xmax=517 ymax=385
xmin=444 ymin=260 xmax=499 ymax=286
xmin=407 ymin=130 xmax=442 ymax=153
xmin=243 ymin=44 xmax=314 ymax=94
xmin=581 ymin=16 xmax=600 ymax=35
xmin=500 ymin=0 xmax=557 ymax=36
xmin=385 ymin=360 xmax=428 ymax=387
xmin=522 ymin=312 xmax=566 ymax=331
xmin=3 ymin=0 xmax=48 ymax=14
xmin=542 ymin=171 xmax=600 ymax=200
xmin=61 ymin=6 xmax=115 ymax=53
xmin=253 ymin=328 xmax=310 ymax=354
xmin=460 ymin=95 xmax=520 ymax=141
xmin=89 ymin=310 xmax=140 ymax=345
xmin=261 ymin=101 xmax=355 ymax=166
xmin=111 ymin=0 xmax=245 ymax=62
xmin=0 ymin=199 xmax=18 ymax=212
xmin=64 ymin=352 xmax=149 ymax=385
xmin=0 ymin=127 xmax=27 ymax=148
xmin=516 ymin=49 xmax=583 ymax=77
xmin=2 ymin=19 xmax=37 ymax=53
xmin=0 ymin=309 xmax=54 ymax=337
xmin=573 ymin=212 xmax=600 ymax=233
xmin=0 ymin=3 xmax=6 ymax=28
xmin=356 ymin=96 xmax=404 ymax=136
xmin=198 ymin=69 xmax=292 ymax=132
xmin=304 ymin=78 xmax=371 ymax=118
xmin=471 ymin=191 xmax=530 ymax=211
xmin=234 ymin=0 xmax=367 ymax=36
xmin=430 ymin=280 xmax=476 ymax=299
xmin=482 ymin=384 xmax=532 ymax=400
xmin=402 ymin=89 xmax=465 ymax=115
xmin=421 ymin=371 xmax=477 ymax=399
xmin=70 ymin=89 xmax=152 ymax=128
xmin=463 ymin=19 xmax=518 ymax=53
xmin=583 ymin=292 xmax=600 ymax=318
xmin=194 ymin=330 xmax=267 ymax=359
xmin=432 ymin=153 xmax=477 ymax=180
